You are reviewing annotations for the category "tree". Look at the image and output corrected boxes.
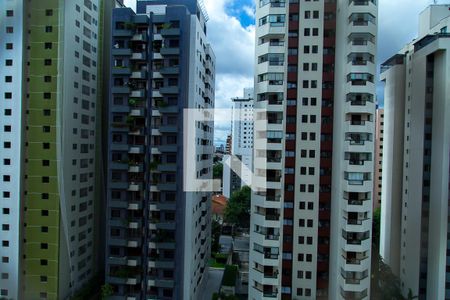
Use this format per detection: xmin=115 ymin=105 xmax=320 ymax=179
xmin=213 ymin=163 xmax=223 ymax=179
xmin=224 ymin=186 xmax=251 ymax=229
xmin=211 ymin=219 xmax=221 ymax=253
xmin=100 ymin=284 xmax=114 ymax=300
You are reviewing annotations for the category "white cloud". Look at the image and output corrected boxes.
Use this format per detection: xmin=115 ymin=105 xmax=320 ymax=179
xmin=123 ymin=0 xmax=136 ymax=11
xmin=242 ymin=5 xmax=256 ymax=19
xmin=203 ymin=0 xmax=255 ymax=145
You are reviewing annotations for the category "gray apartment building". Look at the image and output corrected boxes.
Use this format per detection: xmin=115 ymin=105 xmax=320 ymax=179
xmin=105 ymin=1 xmax=215 ymax=299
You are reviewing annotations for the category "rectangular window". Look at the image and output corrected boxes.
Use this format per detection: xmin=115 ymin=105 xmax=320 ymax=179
xmin=6 ymin=10 xmax=13 ymax=17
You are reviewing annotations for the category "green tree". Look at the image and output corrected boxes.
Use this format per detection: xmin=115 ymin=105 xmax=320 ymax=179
xmin=213 ymin=163 xmax=223 ymax=179
xmin=211 ymin=219 xmax=221 ymax=253
xmin=224 ymin=186 xmax=251 ymax=228
xmin=100 ymin=284 xmax=114 ymax=300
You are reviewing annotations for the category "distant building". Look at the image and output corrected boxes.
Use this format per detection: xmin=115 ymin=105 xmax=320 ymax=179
xmin=216 ymin=144 xmax=225 ymax=153
xmin=225 ymin=134 xmax=232 ymax=154
xmin=222 ymin=88 xmax=254 ymax=198
xmin=373 ymin=108 xmax=384 ymax=211
xmin=380 ymin=5 xmax=450 ymax=299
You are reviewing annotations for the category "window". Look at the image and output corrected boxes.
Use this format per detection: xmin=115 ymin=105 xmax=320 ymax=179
xmin=45 ymin=9 xmax=53 ymax=16
xmin=44 ymin=42 xmax=52 ymax=49
xmin=6 ymin=43 xmax=13 ymax=50
xmin=5 ymin=76 xmax=12 ymax=83
xmin=5 ymin=59 xmax=12 ymax=66
xmin=44 ymin=59 xmax=52 ymax=66
xmin=4 ymin=92 xmax=12 ymax=99
xmin=6 ymin=10 xmax=13 ymax=17
xmin=45 ymin=26 xmax=53 ymax=33
xmin=6 ymin=27 xmax=13 ymax=34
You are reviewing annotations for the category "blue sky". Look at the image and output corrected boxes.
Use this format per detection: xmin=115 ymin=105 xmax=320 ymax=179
xmin=124 ymin=0 xmax=432 ymax=145
xmin=224 ymin=0 xmax=255 ymax=27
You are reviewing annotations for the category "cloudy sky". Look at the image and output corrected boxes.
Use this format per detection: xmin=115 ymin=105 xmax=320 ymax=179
xmin=124 ymin=0 xmax=434 ymax=145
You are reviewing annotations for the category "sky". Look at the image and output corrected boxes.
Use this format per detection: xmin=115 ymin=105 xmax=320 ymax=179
xmin=124 ymin=0 xmax=434 ymax=145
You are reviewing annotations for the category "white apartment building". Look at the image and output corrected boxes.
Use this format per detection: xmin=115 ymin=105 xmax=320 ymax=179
xmin=223 ymin=88 xmax=254 ymax=198
xmin=380 ymin=4 xmax=450 ymax=299
xmin=0 ymin=1 xmax=24 ymax=299
xmin=250 ymin=0 xmax=377 ymax=299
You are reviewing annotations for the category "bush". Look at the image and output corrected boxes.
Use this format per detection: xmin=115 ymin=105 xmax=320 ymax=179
xmin=222 ymin=265 xmax=238 ymax=286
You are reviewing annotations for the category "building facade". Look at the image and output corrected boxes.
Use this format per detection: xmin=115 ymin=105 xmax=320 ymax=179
xmin=373 ymin=108 xmax=384 ymax=211
xmin=0 ymin=1 xmax=24 ymax=299
xmin=223 ymin=88 xmax=254 ymax=198
xmin=250 ymin=0 xmax=377 ymax=299
xmin=380 ymin=4 xmax=450 ymax=299
xmin=105 ymin=1 xmax=215 ymax=299
xmin=0 ymin=0 xmax=106 ymax=299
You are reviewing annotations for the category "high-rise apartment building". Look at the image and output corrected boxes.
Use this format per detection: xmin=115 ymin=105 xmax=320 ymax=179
xmin=0 ymin=1 xmax=24 ymax=299
xmin=232 ymin=88 xmax=254 ymax=188
xmin=250 ymin=0 xmax=377 ymax=299
xmin=380 ymin=4 xmax=450 ymax=299
xmin=373 ymin=108 xmax=384 ymax=211
xmin=0 ymin=0 xmax=105 ymax=299
xmin=223 ymin=88 xmax=254 ymax=198
xmin=105 ymin=1 xmax=215 ymax=299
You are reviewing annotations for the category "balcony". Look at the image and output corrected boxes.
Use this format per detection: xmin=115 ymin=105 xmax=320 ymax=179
xmin=160 ymin=47 xmax=180 ymax=56
xmin=349 ymin=0 xmax=376 ymax=4
xmin=127 ymin=202 xmax=142 ymax=210
xmin=159 ymin=86 xmax=179 ymax=94
xmin=112 ymin=86 xmax=131 ymax=94
xmin=127 ymin=239 xmax=141 ymax=248
xmin=342 ymin=254 xmax=368 ymax=265
xmin=344 ymin=172 xmax=371 ymax=185
xmin=130 ymin=89 xmax=145 ymax=98
xmin=113 ymin=29 xmax=133 ymax=37
xmin=112 ymin=48 xmax=132 ymax=56
xmin=128 ymin=183 xmax=143 ymax=192
xmin=253 ymin=284 xmax=278 ymax=298
xmin=129 ymin=108 xmax=145 ymax=117
xmin=128 ymin=145 xmax=144 ymax=154
xmin=160 ymin=66 xmax=180 ymax=75
xmin=344 ymin=216 xmax=369 ymax=225
xmin=130 ymin=71 xmax=146 ymax=79
xmin=112 ymin=67 xmax=131 ymax=75
xmin=131 ymin=33 xmax=146 ymax=42
xmin=342 ymin=230 xmax=370 ymax=245
xmin=128 ymin=164 xmax=144 ymax=173
xmin=161 ymin=28 xmax=180 ymax=36
xmin=131 ymin=52 xmax=146 ymax=60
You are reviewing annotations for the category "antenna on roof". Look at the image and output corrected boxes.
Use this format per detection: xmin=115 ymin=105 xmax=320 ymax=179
xmin=198 ymin=0 xmax=209 ymax=22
